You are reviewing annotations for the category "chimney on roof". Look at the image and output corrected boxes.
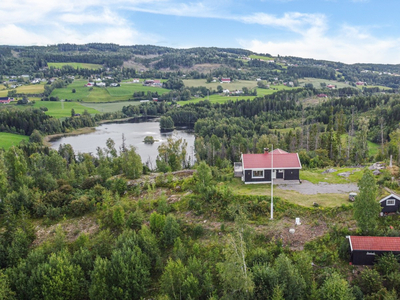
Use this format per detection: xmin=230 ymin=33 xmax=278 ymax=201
xmin=264 ymin=148 xmax=269 ymax=154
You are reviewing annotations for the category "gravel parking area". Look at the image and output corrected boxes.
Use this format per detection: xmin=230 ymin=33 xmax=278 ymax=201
xmin=276 ymin=180 xmax=359 ymax=195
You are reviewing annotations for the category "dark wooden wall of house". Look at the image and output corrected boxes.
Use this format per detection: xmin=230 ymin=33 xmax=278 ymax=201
xmin=351 ymin=250 xmax=400 ymax=265
xmin=381 ymin=197 xmax=400 ymax=213
xmin=244 ymin=169 xmax=271 ymax=182
xmin=284 ymin=169 xmax=299 ymax=180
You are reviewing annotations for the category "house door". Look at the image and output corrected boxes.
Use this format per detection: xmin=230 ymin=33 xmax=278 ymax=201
xmin=277 ymin=170 xmax=284 ymax=179
xmin=272 ymin=170 xmax=276 ymax=179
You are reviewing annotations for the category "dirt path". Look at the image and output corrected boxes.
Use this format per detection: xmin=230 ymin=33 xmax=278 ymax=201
xmin=276 ymin=180 xmax=358 ymax=195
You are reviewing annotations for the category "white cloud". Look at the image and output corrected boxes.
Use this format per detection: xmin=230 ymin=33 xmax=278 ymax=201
xmin=241 ymin=24 xmax=400 ymax=64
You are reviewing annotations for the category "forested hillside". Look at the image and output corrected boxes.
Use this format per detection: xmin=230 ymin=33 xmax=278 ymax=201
xmin=2 ymin=43 xmax=400 ymax=299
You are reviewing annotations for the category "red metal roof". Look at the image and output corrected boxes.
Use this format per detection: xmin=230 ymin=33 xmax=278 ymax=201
xmin=350 ymin=236 xmax=400 ymax=251
xmin=242 ymin=150 xmax=301 ymax=169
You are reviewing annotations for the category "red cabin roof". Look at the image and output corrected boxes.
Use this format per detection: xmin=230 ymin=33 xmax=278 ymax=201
xmin=349 ymin=236 xmax=400 ymax=252
xmin=242 ymin=149 xmax=301 ymax=169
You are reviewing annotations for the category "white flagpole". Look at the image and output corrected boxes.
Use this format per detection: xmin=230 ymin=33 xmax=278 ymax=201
xmin=271 ymin=145 xmax=274 ymax=220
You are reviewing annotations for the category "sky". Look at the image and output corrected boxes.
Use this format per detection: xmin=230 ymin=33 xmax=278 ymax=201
xmin=1 ymin=0 xmax=400 ymax=64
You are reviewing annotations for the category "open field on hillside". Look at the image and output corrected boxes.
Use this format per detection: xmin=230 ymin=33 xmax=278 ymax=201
xmin=249 ymin=54 xmax=275 ymax=60
xmin=298 ymin=78 xmax=353 ymax=89
xmin=50 ymin=79 xmax=169 ymax=102
xmin=0 ymin=83 xmax=45 ymax=97
xmin=356 ymin=85 xmax=392 ymax=90
xmin=33 ymin=101 xmax=99 ymax=118
xmin=183 ymin=79 xmax=258 ymax=90
xmin=177 ymin=84 xmax=298 ymax=105
xmin=0 ymin=132 xmax=29 ymax=149
xmin=47 ymin=62 xmax=103 ymax=69
xmin=81 ymin=101 xmax=140 ymax=113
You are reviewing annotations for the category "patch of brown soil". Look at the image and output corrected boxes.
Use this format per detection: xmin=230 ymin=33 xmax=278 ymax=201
xmin=33 ymin=216 xmax=99 ymax=246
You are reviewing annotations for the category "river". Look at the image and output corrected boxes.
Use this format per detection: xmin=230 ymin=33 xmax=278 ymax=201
xmin=50 ymin=119 xmax=195 ymax=169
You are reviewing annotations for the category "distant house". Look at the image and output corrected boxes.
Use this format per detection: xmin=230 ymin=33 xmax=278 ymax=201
xmin=327 ymin=84 xmax=335 ymax=89
xmin=347 ymin=236 xmax=400 ymax=265
xmin=0 ymin=97 xmax=13 ymax=104
xmin=132 ymin=78 xmax=140 ymax=83
xmin=380 ymin=194 xmax=400 ymax=215
xmin=236 ymin=148 xmax=302 ymax=184
xmin=152 ymin=98 xmax=158 ymax=101
xmin=318 ymin=94 xmax=328 ymax=98
xmin=223 ymin=89 xmax=230 ymax=93
xmin=85 ymin=82 xmax=94 ymax=87
xmin=97 ymin=82 xmax=106 ymax=87
xmin=221 ymin=78 xmax=231 ymax=83
xmin=110 ymin=83 xmax=120 ymax=87
xmin=356 ymin=81 xmax=365 ymax=85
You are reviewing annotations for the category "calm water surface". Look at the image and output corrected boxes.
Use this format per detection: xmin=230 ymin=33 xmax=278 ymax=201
xmin=50 ymin=120 xmax=195 ymax=168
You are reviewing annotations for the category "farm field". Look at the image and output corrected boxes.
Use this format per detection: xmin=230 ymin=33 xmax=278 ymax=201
xmin=50 ymin=79 xmax=169 ymax=102
xmin=356 ymin=85 xmax=392 ymax=90
xmin=298 ymin=78 xmax=353 ymax=89
xmin=81 ymin=101 xmax=140 ymax=113
xmin=0 ymin=83 xmax=45 ymax=97
xmin=47 ymin=62 xmax=103 ymax=69
xmin=33 ymin=101 xmax=99 ymax=118
xmin=183 ymin=79 xmax=258 ymax=90
xmin=177 ymin=84 xmax=298 ymax=105
xmin=249 ymin=54 xmax=275 ymax=60
xmin=0 ymin=132 xmax=29 ymax=149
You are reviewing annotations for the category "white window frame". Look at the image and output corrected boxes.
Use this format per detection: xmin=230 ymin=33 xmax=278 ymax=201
xmin=252 ymin=170 xmax=264 ymax=178
xmin=367 ymin=252 xmax=376 ymax=256
xmin=387 ymin=199 xmax=396 ymax=206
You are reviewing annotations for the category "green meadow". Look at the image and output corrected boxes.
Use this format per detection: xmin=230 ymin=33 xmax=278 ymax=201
xmin=81 ymin=101 xmax=140 ymax=113
xmin=47 ymin=62 xmax=103 ymax=70
xmin=249 ymin=54 xmax=275 ymax=60
xmin=33 ymin=101 xmax=99 ymax=118
xmin=0 ymin=132 xmax=29 ymax=149
xmin=177 ymin=83 xmax=298 ymax=105
xmin=50 ymin=80 xmax=169 ymax=102
xmin=0 ymin=83 xmax=45 ymax=97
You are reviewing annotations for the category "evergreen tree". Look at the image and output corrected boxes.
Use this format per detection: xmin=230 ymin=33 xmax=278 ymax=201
xmin=354 ymin=169 xmax=380 ymax=235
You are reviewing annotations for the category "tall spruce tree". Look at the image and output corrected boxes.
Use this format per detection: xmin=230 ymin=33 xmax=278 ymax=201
xmin=354 ymin=169 xmax=380 ymax=235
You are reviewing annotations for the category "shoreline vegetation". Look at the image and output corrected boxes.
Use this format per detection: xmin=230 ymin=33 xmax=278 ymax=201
xmin=43 ymin=127 xmax=96 ymax=146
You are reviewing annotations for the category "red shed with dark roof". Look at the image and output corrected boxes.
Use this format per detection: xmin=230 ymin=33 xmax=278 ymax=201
xmin=348 ymin=236 xmax=400 ymax=265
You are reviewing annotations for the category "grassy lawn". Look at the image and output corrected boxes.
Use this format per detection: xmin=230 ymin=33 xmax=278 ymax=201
xmin=0 ymin=83 xmax=45 ymax=97
xmin=300 ymin=167 xmax=363 ymax=184
xmin=0 ymin=132 xmax=29 ymax=149
xmin=33 ymin=101 xmax=99 ymax=118
xmin=249 ymin=54 xmax=275 ymax=61
xmin=368 ymin=140 xmax=380 ymax=156
xmin=50 ymin=80 xmax=170 ymax=102
xmin=47 ymin=62 xmax=103 ymax=69
xmin=80 ymin=101 xmax=140 ymax=113
xmin=227 ymin=178 xmax=350 ymax=207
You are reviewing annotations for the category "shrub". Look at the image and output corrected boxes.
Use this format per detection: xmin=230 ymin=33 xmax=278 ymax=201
xmin=69 ymin=196 xmax=92 ymax=217
xmin=193 ymin=225 xmax=204 ymax=239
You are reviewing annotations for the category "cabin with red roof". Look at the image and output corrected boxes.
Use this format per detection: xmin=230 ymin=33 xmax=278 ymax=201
xmin=221 ymin=78 xmax=231 ymax=83
xmin=347 ymin=236 xmax=400 ymax=265
xmin=237 ymin=148 xmax=302 ymax=184
xmin=0 ymin=97 xmax=14 ymax=104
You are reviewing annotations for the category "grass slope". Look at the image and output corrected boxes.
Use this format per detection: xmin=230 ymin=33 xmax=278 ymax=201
xmin=0 ymin=84 xmax=45 ymax=97
xmin=33 ymin=101 xmax=98 ymax=118
xmin=47 ymin=62 xmax=103 ymax=69
xmin=81 ymin=101 xmax=140 ymax=113
xmin=50 ymin=80 xmax=169 ymax=102
xmin=249 ymin=55 xmax=275 ymax=60
xmin=0 ymin=132 xmax=29 ymax=149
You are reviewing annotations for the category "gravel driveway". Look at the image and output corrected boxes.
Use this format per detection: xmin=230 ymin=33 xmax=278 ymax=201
xmin=276 ymin=180 xmax=359 ymax=195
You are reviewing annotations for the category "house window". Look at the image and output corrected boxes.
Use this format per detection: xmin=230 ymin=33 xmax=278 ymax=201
xmin=387 ymin=200 xmax=396 ymax=206
xmin=278 ymin=170 xmax=283 ymax=173
xmin=366 ymin=252 xmax=376 ymax=256
xmin=252 ymin=170 xmax=264 ymax=178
